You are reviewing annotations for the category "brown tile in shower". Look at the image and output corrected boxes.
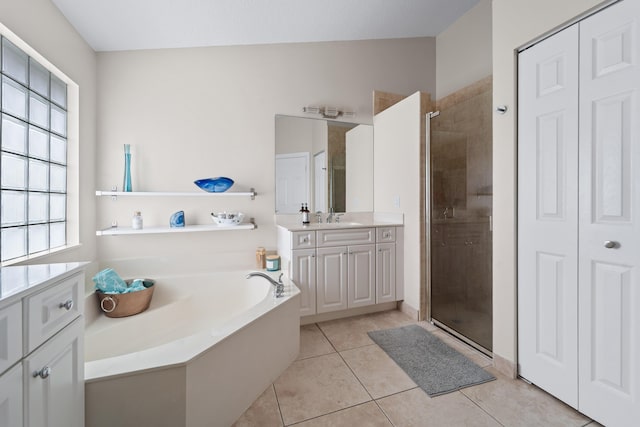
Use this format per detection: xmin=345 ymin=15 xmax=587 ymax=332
xmin=297 ymin=323 xmax=335 ymax=360
xmin=460 ymin=367 xmax=592 ymax=427
xmin=273 ymin=353 xmax=370 ymax=425
xmin=294 ymin=401 xmax=392 ymax=427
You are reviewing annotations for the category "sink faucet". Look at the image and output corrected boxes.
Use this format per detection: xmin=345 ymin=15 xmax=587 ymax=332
xmin=246 ymin=272 xmax=285 ymax=298
xmin=326 ymin=208 xmax=335 ymax=223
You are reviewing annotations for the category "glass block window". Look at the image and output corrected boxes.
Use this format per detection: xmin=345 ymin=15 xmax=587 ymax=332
xmin=1 ymin=37 xmax=67 ymax=262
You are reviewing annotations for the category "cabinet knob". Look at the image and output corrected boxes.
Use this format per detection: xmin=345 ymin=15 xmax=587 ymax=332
xmin=604 ymin=240 xmax=619 ymax=249
xmin=59 ymin=299 xmax=74 ymax=311
xmin=33 ymin=366 xmax=51 ymax=379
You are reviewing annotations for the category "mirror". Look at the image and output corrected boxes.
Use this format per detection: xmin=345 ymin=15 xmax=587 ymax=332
xmin=275 ymin=115 xmax=373 ymax=214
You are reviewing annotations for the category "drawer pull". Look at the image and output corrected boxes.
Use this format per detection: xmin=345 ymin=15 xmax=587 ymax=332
xmin=33 ymin=366 xmax=51 ymax=379
xmin=59 ymin=299 xmax=74 ymax=311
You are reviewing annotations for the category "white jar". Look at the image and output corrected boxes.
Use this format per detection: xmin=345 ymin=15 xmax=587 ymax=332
xmin=132 ymin=211 xmax=143 ymax=229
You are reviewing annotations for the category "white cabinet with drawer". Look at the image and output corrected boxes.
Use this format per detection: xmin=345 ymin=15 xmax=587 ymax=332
xmin=278 ymin=225 xmax=402 ymax=318
xmin=0 ymin=264 xmax=85 ymax=427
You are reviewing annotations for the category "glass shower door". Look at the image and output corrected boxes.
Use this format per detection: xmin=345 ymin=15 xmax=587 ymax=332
xmin=429 ymin=84 xmax=493 ymax=353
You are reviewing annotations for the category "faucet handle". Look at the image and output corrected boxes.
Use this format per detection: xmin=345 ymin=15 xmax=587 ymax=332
xmin=334 ymin=213 xmax=343 ymax=223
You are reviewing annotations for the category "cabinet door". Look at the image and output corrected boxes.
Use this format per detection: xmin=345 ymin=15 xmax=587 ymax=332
xmin=316 ymin=247 xmax=348 ymax=313
xmin=292 ymin=249 xmax=317 ymax=316
xmin=376 ymin=243 xmax=396 ymax=304
xmin=348 ymin=244 xmax=376 ymax=308
xmin=24 ymin=317 xmax=84 ymax=427
xmin=0 ymin=363 xmax=23 ymax=427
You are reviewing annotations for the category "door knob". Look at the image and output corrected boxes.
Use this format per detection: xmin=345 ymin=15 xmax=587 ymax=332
xmin=604 ymin=240 xmax=618 ymax=249
xmin=33 ymin=366 xmax=51 ymax=379
xmin=59 ymin=299 xmax=74 ymax=310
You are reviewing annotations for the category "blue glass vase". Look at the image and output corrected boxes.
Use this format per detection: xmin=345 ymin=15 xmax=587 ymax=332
xmin=123 ymin=144 xmax=132 ymax=192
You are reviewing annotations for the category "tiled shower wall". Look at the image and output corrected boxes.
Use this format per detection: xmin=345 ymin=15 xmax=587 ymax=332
xmin=432 ymin=76 xmax=493 ymax=220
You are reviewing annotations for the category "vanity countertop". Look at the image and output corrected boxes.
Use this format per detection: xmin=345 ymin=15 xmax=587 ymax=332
xmin=0 ymin=262 xmax=88 ymax=308
xmin=278 ymin=221 xmax=403 ymax=232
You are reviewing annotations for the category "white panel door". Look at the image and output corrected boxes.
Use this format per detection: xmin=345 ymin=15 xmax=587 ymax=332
xmin=518 ymin=24 xmax=580 ymax=408
xmin=292 ymin=249 xmax=316 ymax=316
xmin=316 ymin=247 xmax=348 ymax=313
xmin=376 ymin=242 xmax=396 ymax=304
xmin=578 ymin=1 xmax=640 ymax=424
xmin=24 ymin=318 xmax=84 ymax=427
xmin=275 ymin=153 xmax=309 ymax=214
xmin=347 ymin=244 xmax=375 ymax=308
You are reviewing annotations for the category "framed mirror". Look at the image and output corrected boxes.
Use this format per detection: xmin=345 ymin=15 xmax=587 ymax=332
xmin=275 ymin=115 xmax=373 ymax=214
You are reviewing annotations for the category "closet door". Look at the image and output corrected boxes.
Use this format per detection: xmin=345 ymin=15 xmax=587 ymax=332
xmin=517 ymin=24 xmax=580 ymax=408
xmin=578 ymin=1 xmax=640 ymax=424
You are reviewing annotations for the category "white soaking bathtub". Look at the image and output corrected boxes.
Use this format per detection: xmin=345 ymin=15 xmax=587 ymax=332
xmin=84 ymin=270 xmax=300 ymax=427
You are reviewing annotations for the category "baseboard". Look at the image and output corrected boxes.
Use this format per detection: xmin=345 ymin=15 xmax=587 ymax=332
xmin=398 ymin=301 xmax=419 ymax=321
xmin=300 ymin=302 xmax=398 ymax=325
xmin=493 ymin=352 xmax=517 ymax=379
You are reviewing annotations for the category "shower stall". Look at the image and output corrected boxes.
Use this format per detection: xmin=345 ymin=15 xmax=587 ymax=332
xmin=428 ymin=79 xmax=493 ymax=354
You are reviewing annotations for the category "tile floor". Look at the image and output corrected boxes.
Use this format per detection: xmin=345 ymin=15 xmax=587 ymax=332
xmin=233 ymin=310 xmax=599 ymax=427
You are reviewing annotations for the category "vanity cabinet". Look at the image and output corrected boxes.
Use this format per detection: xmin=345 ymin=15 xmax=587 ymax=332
xmin=0 ymin=266 xmax=85 ymax=427
xmin=291 ymin=248 xmax=316 ymax=316
xmin=278 ymin=225 xmax=401 ymax=318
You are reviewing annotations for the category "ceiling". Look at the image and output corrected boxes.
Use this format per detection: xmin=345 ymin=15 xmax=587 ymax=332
xmin=51 ymin=0 xmax=481 ymax=52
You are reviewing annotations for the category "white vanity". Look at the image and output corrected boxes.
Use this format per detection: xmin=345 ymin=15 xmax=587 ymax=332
xmin=0 ymin=262 xmax=86 ymax=427
xmin=277 ymin=215 xmax=403 ymax=323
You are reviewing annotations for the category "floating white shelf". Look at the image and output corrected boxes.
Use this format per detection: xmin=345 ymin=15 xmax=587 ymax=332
xmin=96 ymin=223 xmax=256 ymax=236
xmin=96 ymin=189 xmax=256 ymax=199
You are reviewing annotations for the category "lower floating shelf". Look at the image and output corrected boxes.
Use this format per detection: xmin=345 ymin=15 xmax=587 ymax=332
xmin=96 ymin=223 xmax=256 ymax=236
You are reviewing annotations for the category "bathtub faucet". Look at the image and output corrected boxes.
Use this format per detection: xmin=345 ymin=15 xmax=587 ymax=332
xmin=246 ymin=272 xmax=285 ymax=298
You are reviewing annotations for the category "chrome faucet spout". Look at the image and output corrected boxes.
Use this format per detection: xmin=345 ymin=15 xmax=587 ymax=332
xmin=246 ymin=272 xmax=285 ymax=297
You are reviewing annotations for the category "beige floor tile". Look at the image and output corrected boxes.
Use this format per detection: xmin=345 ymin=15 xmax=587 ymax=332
xmin=377 ymin=387 xmax=500 ymax=427
xmin=431 ymin=329 xmax=493 ymax=368
xmin=232 ymin=385 xmax=282 ymax=427
xmin=274 ymin=353 xmax=371 ymax=425
xmin=461 ymin=367 xmax=591 ymax=427
xmin=341 ymin=344 xmax=416 ymax=399
xmin=298 ymin=324 xmax=335 ymax=360
xmin=294 ymin=402 xmax=392 ymax=427
xmin=318 ymin=310 xmax=415 ymax=351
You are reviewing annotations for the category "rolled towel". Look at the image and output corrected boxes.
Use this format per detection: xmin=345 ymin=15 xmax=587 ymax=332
xmin=92 ymin=268 xmax=128 ymax=294
xmin=125 ymin=279 xmax=146 ymax=293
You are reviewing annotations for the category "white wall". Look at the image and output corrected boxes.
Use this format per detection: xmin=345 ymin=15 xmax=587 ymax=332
xmin=0 ymin=0 xmax=97 ymax=270
xmin=373 ymin=92 xmax=422 ymax=312
xmin=436 ymin=0 xmax=492 ymax=99
xmin=492 ymin=0 xmax=611 ymax=368
xmin=95 ymin=38 xmax=435 ymax=277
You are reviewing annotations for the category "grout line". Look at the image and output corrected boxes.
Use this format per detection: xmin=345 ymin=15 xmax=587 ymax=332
xmin=271 ymin=383 xmax=286 ymax=427
xmin=459 ymin=389 xmax=505 ymax=427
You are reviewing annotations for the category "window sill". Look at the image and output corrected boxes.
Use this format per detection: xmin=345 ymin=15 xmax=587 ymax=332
xmin=1 ymin=243 xmax=83 ymax=267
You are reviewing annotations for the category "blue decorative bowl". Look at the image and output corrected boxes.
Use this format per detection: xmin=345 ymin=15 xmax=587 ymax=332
xmin=194 ymin=177 xmax=234 ymax=193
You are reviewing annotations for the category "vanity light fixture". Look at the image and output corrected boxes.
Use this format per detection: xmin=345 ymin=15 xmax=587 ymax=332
xmin=303 ymin=106 xmax=355 ymax=119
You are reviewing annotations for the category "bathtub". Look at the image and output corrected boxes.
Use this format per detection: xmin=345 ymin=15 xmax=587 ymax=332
xmin=84 ymin=271 xmax=300 ymax=427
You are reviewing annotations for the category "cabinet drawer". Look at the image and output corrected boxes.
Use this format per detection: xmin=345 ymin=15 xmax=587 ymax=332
xmin=317 ymin=228 xmax=375 ymax=247
xmin=292 ymin=231 xmax=316 ymax=249
xmin=0 ymin=301 xmax=22 ymax=375
xmin=376 ymin=227 xmax=396 ymax=243
xmin=25 ymin=272 xmax=84 ymax=353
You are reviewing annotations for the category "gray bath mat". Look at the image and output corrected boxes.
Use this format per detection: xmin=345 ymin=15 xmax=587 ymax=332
xmin=368 ymin=324 xmax=495 ymax=396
